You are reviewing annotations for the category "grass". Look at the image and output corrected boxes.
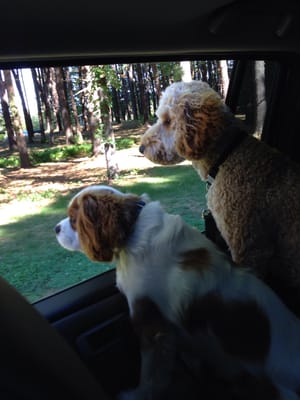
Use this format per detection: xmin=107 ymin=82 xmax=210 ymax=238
xmin=0 ymin=161 xmax=207 ymax=304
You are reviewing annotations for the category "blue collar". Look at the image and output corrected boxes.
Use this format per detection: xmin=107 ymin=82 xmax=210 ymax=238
xmin=136 ymin=200 xmax=146 ymax=211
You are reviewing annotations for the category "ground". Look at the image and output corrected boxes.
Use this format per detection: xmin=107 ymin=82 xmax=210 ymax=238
xmin=0 ymin=123 xmax=158 ymax=221
xmin=0 ymin=143 xmax=158 ymax=221
xmin=0 ymin=144 xmax=153 ymax=198
xmin=0 ymin=124 xmax=156 ymax=199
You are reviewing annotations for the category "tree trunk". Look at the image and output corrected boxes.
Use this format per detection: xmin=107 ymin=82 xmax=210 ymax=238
xmin=127 ymin=66 xmax=139 ymax=120
xmin=55 ymin=67 xmax=73 ymax=144
xmin=135 ymin=63 xmax=149 ymax=124
xmin=12 ymin=69 xmax=35 ymax=144
xmin=64 ymin=67 xmax=83 ymax=142
xmin=180 ymin=61 xmax=192 ymax=82
xmin=31 ymin=68 xmax=46 ymax=143
xmin=0 ymin=72 xmax=17 ymax=151
xmin=217 ymin=60 xmax=230 ymax=99
xmin=3 ymin=70 xmax=31 ymax=168
xmin=78 ymin=66 xmax=89 ymax=132
xmin=200 ymin=61 xmax=208 ymax=82
xmin=254 ymin=61 xmax=266 ymax=137
xmin=49 ymin=67 xmax=62 ymax=133
xmin=150 ymin=63 xmax=161 ymax=113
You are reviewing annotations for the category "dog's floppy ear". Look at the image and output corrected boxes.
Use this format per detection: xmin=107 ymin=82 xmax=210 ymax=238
xmin=76 ymin=192 xmax=141 ymax=262
xmin=175 ymin=91 xmax=227 ymax=160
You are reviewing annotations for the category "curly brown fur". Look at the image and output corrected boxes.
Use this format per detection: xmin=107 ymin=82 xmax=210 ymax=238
xmin=140 ymin=80 xmax=300 ymax=316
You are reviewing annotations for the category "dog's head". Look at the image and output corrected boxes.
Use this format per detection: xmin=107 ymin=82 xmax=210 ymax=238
xmin=55 ymin=185 xmax=147 ymax=262
xmin=140 ymin=80 xmax=230 ymax=163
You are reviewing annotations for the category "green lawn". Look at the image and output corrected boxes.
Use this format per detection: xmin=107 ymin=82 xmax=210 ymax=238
xmin=0 ymin=164 xmax=207 ymax=302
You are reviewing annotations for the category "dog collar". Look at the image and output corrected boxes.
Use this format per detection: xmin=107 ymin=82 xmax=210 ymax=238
xmin=207 ymin=126 xmax=247 ymax=186
xmin=136 ymin=200 xmax=146 ymax=210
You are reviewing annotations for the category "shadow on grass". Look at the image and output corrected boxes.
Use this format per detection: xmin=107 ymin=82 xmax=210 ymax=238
xmin=0 ymin=164 xmax=208 ymax=303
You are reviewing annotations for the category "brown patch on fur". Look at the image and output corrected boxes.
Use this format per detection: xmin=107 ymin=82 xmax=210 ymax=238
xmin=182 ymin=293 xmax=271 ymax=363
xmin=175 ymin=92 xmax=227 ymax=160
xmin=179 ymin=248 xmax=211 ymax=272
xmin=68 ymin=197 xmax=79 ymax=230
xmin=68 ymin=191 xmax=141 ymax=262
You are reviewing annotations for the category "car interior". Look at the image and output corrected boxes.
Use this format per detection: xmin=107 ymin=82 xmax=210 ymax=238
xmin=1 ymin=0 xmax=300 ymax=398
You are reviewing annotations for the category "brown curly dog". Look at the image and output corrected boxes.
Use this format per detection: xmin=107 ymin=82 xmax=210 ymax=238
xmin=139 ymin=80 xmax=300 ymax=317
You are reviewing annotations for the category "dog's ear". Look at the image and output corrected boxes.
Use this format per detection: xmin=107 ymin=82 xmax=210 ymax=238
xmin=76 ymin=192 xmax=141 ymax=262
xmin=175 ymin=91 xmax=227 ymax=160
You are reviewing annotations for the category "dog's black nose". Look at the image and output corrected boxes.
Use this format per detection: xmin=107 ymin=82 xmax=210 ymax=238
xmin=139 ymin=145 xmax=145 ymax=154
xmin=55 ymin=224 xmax=61 ymax=235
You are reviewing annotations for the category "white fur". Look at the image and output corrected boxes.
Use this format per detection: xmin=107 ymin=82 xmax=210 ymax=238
xmin=56 ymin=185 xmax=300 ymax=396
xmin=55 ymin=216 xmax=81 ymax=251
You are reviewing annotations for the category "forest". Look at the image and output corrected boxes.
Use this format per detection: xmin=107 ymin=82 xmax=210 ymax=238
xmin=0 ymin=60 xmax=233 ymax=170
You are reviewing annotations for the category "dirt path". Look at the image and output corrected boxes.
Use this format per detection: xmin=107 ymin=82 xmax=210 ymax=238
xmin=0 ymin=144 xmax=156 ymax=204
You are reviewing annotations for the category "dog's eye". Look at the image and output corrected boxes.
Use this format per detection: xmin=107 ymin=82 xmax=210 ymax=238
xmin=70 ymin=216 xmax=77 ymax=228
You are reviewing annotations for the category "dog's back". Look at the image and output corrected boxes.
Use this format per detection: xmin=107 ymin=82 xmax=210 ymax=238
xmin=116 ymin=200 xmax=300 ymax=394
xmin=206 ymin=134 xmax=300 ymax=314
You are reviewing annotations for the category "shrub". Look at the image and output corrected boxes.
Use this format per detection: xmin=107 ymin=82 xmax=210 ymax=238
xmin=30 ymin=144 xmax=92 ymax=164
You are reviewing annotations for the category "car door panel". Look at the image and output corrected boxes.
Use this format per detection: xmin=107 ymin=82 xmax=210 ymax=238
xmin=34 ymin=270 xmax=140 ymax=398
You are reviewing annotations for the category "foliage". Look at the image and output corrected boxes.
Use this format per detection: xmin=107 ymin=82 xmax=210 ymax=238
xmin=115 ymin=137 xmax=135 ymax=150
xmin=0 ymin=115 xmax=5 ymax=135
xmin=30 ymin=143 xmax=92 ymax=163
xmin=0 ymin=154 xmax=19 ymax=167
xmin=90 ymin=65 xmax=121 ymax=111
xmin=158 ymin=62 xmax=184 ymax=84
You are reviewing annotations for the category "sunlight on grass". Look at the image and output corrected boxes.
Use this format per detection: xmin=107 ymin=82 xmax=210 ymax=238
xmin=119 ymin=175 xmax=173 ymax=186
xmin=0 ymin=194 xmax=59 ymax=225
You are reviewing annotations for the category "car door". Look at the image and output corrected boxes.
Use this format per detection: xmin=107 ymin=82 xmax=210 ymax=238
xmin=34 ymin=269 xmax=141 ymax=398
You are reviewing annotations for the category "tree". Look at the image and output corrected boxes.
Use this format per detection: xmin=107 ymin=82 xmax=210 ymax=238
xmin=64 ymin=67 xmax=83 ymax=142
xmin=3 ymin=70 xmax=31 ymax=168
xmin=12 ymin=69 xmax=35 ymax=144
xmin=180 ymin=61 xmax=192 ymax=82
xmin=135 ymin=63 xmax=149 ymax=124
xmin=254 ymin=61 xmax=266 ymax=136
xmin=126 ymin=65 xmax=139 ymax=120
xmin=55 ymin=67 xmax=73 ymax=144
xmin=78 ymin=66 xmax=89 ymax=132
xmin=0 ymin=71 xmax=17 ymax=151
xmin=217 ymin=60 xmax=229 ymax=99
xmin=31 ymin=68 xmax=47 ymax=143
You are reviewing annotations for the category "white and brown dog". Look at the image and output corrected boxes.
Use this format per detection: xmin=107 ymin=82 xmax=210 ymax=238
xmin=139 ymin=80 xmax=300 ymax=317
xmin=55 ymin=185 xmax=300 ymax=399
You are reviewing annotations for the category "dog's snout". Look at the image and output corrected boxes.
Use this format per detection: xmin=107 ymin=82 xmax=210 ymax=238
xmin=139 ymin=145 xmax=145 ymax=154
xmin=55 ymin=224 xmax=61 ymax=235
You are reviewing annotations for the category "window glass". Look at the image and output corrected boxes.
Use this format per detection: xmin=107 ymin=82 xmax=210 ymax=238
xmin=0 ymin=59 xmax=270 ymax=302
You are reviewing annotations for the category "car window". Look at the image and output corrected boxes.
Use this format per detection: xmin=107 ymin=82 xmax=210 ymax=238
xmin=0 ymin=59 xmax=272 ymax=302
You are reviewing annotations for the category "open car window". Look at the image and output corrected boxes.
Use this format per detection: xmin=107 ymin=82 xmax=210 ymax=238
xmin=0 ymin=58 xmax=285 ymax=303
